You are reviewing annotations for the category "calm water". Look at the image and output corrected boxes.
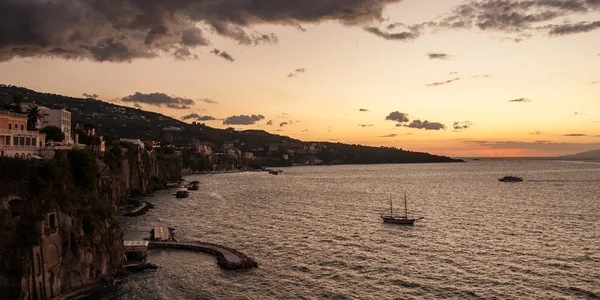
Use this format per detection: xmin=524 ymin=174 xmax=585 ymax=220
xmin=87 ymin=160 xmax=600 ymax=299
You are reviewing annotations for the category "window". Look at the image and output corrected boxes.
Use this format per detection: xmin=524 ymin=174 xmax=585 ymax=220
xmin=20 ymin=124 xmax=24 ymax=130
xmin=25 ymin=138 xmax=30 ymax=146
xmin=32 ymin=138 xmax=37 ymax=146
xmin=49 ymin=214 xmax=56 ymax=229
xmin=20 ymin=137 xmax=24 ymax=145
xmin=8 ymin=123 xmax=11 ymax=129
xmin=14 ymin=123 xmax=18 ymax=129
xmin=13 ymin=137 xmax=18 ymax=145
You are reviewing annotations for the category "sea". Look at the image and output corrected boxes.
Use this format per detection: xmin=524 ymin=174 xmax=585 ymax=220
xmin=84 ymin=159 xmax=600 ymax=299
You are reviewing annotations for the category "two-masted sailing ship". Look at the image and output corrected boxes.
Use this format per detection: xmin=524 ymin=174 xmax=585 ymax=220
xmin=380 ymin=192 xmax=422 ymax=225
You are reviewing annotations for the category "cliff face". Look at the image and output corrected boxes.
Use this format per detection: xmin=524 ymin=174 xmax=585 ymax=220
xmin=0 ymin=147 xmax=181 ymax=299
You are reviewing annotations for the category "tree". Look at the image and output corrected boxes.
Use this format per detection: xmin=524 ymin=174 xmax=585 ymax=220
xmin=40 ymin=126 xmax=65 ymax=143
xmin=26 ymin=104 xmax=43 ymax=131
xmin=12 ymin=92 xmax=24 ymax=112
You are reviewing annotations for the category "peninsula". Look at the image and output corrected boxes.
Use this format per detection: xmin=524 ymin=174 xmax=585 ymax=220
xmin=0 ymin=84 xmax=462 ymax=171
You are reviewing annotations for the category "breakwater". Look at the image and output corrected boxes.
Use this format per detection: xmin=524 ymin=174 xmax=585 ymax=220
xmin=148 ymin=241 xmax=258 ymax=270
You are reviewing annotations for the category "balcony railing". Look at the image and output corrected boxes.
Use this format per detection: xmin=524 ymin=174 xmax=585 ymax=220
xmin=0 ymin=110 xmax=27 ymax=118
xmin=0 ymin=128 xmax=45 ymax=136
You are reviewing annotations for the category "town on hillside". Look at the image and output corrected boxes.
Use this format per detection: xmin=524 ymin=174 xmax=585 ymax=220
xmin=0 ymin=86 xmax=461 ymax=168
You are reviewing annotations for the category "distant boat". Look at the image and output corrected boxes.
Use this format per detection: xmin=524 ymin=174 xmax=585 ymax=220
xmin=473 ymin=158 xmax=480 ymax=161
xmin=380 ymin=193 xmax=422 ymax=225
xmin=187 ymin=181 xmax=200 ymax=190
xmin=268 ymin=169 xmax=282 ymax=175
xmin=174 ymin=190 xmax=189 ymax=198
xmin=498 ymin=176 xmax=524 ymax=182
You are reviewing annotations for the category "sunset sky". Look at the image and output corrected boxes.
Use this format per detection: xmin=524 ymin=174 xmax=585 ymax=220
xmin=0 ymin=0 xmax=599 ymax=157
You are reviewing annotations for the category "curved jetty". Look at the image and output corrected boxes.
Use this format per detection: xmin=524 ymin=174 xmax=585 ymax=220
xmin=148 ymin=240 xmax=258 ymax=270
xmin=124 ymin=202 xmax=154 ymax=217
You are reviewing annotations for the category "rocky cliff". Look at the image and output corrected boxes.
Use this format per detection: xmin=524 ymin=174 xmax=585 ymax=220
xmin=0 ymin=147 xmax=181 ymax=299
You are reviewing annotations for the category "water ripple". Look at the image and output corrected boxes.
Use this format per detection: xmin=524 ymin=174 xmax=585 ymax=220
xmin=88 ymin=160 xmax=600 ymax=299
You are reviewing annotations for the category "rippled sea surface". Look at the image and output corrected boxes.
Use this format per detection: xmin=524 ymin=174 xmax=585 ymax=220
xmin=87 ymin=160 xmax=600 ymax=299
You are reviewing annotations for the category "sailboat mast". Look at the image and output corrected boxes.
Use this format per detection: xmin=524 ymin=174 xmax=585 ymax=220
xmin=389 ymin=195 xmax=393 ymax=217
xmin=404 ymin=192 xmax=408 ymax=219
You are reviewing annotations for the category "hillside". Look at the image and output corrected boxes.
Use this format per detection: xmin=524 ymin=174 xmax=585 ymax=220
xmin=0 ymin=84 xmax=462 ymax=164
xmin=560 ymin=149 xmax=600 ymax=160
xmin=0 ymin=84 xmax=299 ymax=146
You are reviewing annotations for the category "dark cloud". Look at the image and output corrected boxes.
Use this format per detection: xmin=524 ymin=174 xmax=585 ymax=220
xmin=449 ymin=71 xmax=458 ymax=75
xmin=385 ymin=111 xmax=410 ymax=123
xmin=379 ymin=134 xmax=398 ymax=138
xmin=508 ymin=98 xmax=532 ymax=103
xmin=359 ymin=108 xmax=369 ymax=112
xmin=0 ymin=0 xmax=403 ymax=62
xmin=574 ymin=112 xmax=586 ymax=115
xmin=592 ymin=80 xmax=599 ymax=84
xmin=199 ymin=98 xmax=218 ymax=104
xmin=266 ymin=120 xmax=273 ymax=126
xmin=223 ymin=114 xmax=265 ymax=125
xmin=210 ymin=49 xmax=235 ymax=62
xmin=531 ymin=131 xmax=542 ymax=135
xmin=280 ymin=122 xmax=289 ymax=127
xmin=182 ymin=113 xmax=200 ymax=120
xmin=404 ymin=120 xmax=446 ymax=130
xmin=363 ymin=26 xmax=420 ymax=41
xmin=82 ymin=93 xmax=99 ymax=99
xmin=426 ymin=77 xmax=460 ymax=87
xmin=302 ymin=129 xmax=309 ymax=132
xmin=197 ymin=115 xmax=217 ymax=121
xmin=453 ymin=121 xmax=473 ymax=130
xmin=133 ymin=103 xmax=143 ymax=109
xmin=121 ymin=92 xmax=195 ymax=109
xmin=472 ymin=74 xmax=490 ymax=78
xmin=358 ymin=124 xmax=374 ymax=127
xmin=563 ymin=133 xmax=588 ymax=137
xmin=427 ymin=52 xmax=451 ymax=60
xmin=544 ymin=21 xmax=600 ymax=36
xmin=287 ymin=68 xmax=306 ymax=78
xmin=433 ymin=0 xmax=600 ymax=37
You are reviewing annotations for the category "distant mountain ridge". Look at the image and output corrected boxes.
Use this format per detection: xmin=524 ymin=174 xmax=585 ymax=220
xmin=560 ymin=149 xmax=600 ymax=160
xmin=0 ymin=84 xmax=462 ymax=164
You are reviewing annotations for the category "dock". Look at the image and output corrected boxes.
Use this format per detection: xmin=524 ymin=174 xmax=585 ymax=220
xmin=148 ymin=240 xmax=258 ymax=270
xmin=123 ymin=202 xmax=153 ymax=217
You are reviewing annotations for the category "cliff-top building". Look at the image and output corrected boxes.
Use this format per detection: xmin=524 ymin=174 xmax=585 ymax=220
xmin=21 ymin=104 xmax=73 ymax=145
xmin=0 ymin=110 xmax=46 ymax=158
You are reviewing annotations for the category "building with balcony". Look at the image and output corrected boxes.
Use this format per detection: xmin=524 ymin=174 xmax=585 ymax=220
xmin=21 ymin=104 xmax=73 ymax=145
xmin=0 ymin=110 xmax=46 ymax=158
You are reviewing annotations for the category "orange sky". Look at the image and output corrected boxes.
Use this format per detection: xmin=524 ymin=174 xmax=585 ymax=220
xmin=0 ymin=0 xmax=599 ymax=157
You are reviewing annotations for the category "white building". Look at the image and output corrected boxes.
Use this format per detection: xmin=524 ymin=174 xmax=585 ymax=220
xmin=42 ymin=109 xmax=72 ymax=144
xmin=21 ymin=104 xmax=73 ymax=145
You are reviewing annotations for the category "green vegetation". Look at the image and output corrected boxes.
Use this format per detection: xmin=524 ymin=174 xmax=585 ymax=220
xmin=40 ymin=125 xmax=66 ymax=142
xmin=26 ymin=104 xmax=43 ymax=131
xmin=0 ymin=84 xmax=462 ymax=165
xmin=0 ymin=149 xmax=115 ymax=276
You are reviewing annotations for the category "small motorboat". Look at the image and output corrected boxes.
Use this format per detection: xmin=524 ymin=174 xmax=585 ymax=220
xmin=498 ymin=176 xmax=523 ymax=182
xmin=187 ymin=181 xmax=200 ymax=190
xmin=174 ymin=190 xmax=189 ymax=198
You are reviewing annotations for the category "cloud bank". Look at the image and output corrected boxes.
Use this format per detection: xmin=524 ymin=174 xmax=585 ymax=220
xmin=121 ymin=92 xmax=194 ymax=109
xmin=0 ymin=0 xmax=404 ymax=62
xmin=82 ymin=93 xmax=99 ymax=99
xmin=385 ymin=111 xmax=446 ymax=130
xmin=426 ymin=77 xmax=460 ymax=87
xmin=223 ymin=114 xmax=265 ymax=125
